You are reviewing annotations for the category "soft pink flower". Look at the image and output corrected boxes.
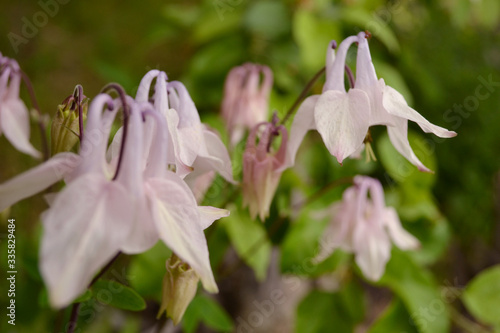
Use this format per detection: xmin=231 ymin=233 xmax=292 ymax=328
xmin=316 ymin=176 xmax=420 ymax=281
xmin=0 ymin=89 xmax=228 ymax=308
xmin=0 ymin=55 xmax=41 ymax=158
xmin=221 ymin=63 xmax=273 ymax=146
xmin=242 ymin=121 xmax=287 ymax=220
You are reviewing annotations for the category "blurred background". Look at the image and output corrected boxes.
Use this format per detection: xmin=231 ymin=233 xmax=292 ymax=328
xmin=1 ymin=0 xmax=500 ymax=332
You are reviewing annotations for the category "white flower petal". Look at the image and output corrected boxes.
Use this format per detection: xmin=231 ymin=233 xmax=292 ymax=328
xmin=387 ymin=117 xmax=431 ymax=172
xmin=314 ymin=89 xmax=370 ymax=164
xmin=197 ymin=206 xmax=230 ymax=230
xmin=384 ymin=207 xmax=420 ymax=250
xmin=41 ymin=174 xmax=133 ymax=308
xmin=191 ymin=128 xmax=236 ymax=184
xmin=283 ymin=95 xmax=319 ymax=169
xmin=148 ymin=174 xmax=218 ymax=293
xmin=1 ymin=98 xmax=41 ymax=158
xmin=0 ymin=152 xmax=79 ymax=211
xmin=382 ymin=84 xmax=457 ymax=138
xmin=353 ymin=221 xmax=391 ymax=281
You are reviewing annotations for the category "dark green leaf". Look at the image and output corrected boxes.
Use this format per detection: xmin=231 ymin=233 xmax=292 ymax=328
xmin=91 ymin=280 xmax=146 ymax=311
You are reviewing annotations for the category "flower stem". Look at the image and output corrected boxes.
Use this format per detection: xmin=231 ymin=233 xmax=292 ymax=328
xmin=279 ymin=66 xmax=326 ymax=126
xmin=65 ymin=252 xmax=122 ymax=333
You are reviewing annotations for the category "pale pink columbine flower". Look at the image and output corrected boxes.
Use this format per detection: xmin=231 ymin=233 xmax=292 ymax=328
xmin=316 ymin=176 xmax=419 ymax=281
xmin=221 ymin=63 xmax=273 ymax=146
xmin=242 ymin=120 xmax=287 ymax=220
xmin=0 ymin=54 xmax=41 ymax=158
xmin=0 ymin=90 xmax=228 ymax=307
xmin=124 ymin=70 xmax=235 ymax=183
xmin=286 ymin=33 xmax=456 ymax=171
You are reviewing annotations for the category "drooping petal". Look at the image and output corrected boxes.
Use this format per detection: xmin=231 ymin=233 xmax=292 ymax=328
xmin=164 ymin=107 xmax=193 ymax=176
xmin=121 ymin=197 xmax=159 ymax=254
xmin=197 ymin=206 xmax=230 ymax=230
xmin=147 ymin=173 xmax=219 ymax=293
xmin=40 ymin=174 xmax=133 ymax=308
xmin=314 ymin=89 xmax=371 ymax=163
xmin=0 ymin=152 xmax=80 ymax=211
xmin=0 ymin=98 xmax=41 ymax=158
xmin=386 ymin=117 xmax=431 ymax=172
xmin=382 ymin=84 xmax=457 ymax=138
xmin=383 ymin=207 xmax=420 ymax=250
xmin=191 ymin=128 xmax=236 ymax=184
xmin=352 ymin=220 xmax=391 ymax=281
xmin=283 ymin=95 xmax=319 ymax=169
xmin=115 ymin=104 xmax=144 ymax=197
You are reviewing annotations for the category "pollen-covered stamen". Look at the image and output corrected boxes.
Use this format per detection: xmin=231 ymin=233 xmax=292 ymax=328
xmin=362 ymin=130 xmax=377 ymax=162
xmin=101 ymin=83 xmax=131 ymax=181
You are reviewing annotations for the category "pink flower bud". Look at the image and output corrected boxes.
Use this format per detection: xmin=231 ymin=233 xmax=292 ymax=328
xmin=221 ymin=63 xmax=273 ymax=146
xmin=242 ymin=121 xmax=287 ymax=220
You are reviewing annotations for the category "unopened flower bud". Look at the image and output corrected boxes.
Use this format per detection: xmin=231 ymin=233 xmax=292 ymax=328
xmin=51 ymin=87 xmax=88 ymax=155
xmin=242 ymin=120 xmax=287 ymax=220
xmin=157 ymin=254 xmax=199 ymax=325
xmin=221 ymin=63 xmax=273 ymax=146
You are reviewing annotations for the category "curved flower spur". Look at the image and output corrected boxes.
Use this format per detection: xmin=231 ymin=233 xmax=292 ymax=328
xmin=286 ymin=32 xmax=457 ymax=172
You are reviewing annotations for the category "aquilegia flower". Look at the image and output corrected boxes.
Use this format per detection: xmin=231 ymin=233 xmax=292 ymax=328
xmin=129 ymin=70 xmax=235 ymax=182
xmin=242 ymin=119 xmax=288 ymax=220
xmin=221 ymin=63 xmax=273 ymax=146
xmin=0 ymin=53 xmax=41 ymax=158
xmin=316 ymin=176 xmax=419 ymax=281
xmin=0 ymin=84 xmax=228 ymax=308
xmin=286 ymin=33 xmax=456 ymax=172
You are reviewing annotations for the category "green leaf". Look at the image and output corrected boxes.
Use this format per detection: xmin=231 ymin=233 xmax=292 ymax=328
xmin=293 ymin=9 xmax=341 ymax=72
xmin=281 ymin=208 xmax=348 ymax=276
xmin=74 ymin=289 xmax=93 ymax=303
xmin=182 ymin=294 xmax=233 ymax=333
xmin=378 ymin=249 xmax=450 ymax=333
xmin=90 ymin=280 xmax=146 ymax=311
xmin=223 ymin=205 xmax=271 ymax=280
xmin=244 ymin=0 xmax=290 ymax=39
xmin=462 ymin=264 xmax=500 ymax=326
xmin=369 ymin=299 xmax=419 ymax=333
xmin=295 ymin=289 xmax=360 ymax=333
xmin=128 ymin=241 xmax=171 ymax=302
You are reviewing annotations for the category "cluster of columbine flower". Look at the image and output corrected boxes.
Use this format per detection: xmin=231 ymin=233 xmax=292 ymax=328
xmin=0 ymin=31 xmax=455 ymax=326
